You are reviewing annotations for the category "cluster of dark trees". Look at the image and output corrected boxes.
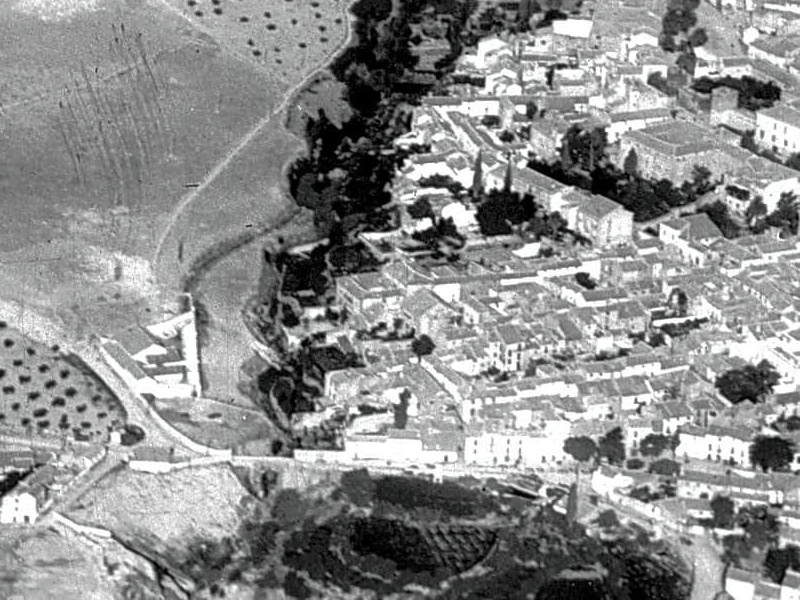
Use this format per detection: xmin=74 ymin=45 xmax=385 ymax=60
xmin=717 ymin=502 xmax=781 ymax=567
xmin=750 ymin=435 xmax=796 ymax=473
xmin=741 ymin=130 xmax=800 ymax=173
xmin=715 ymin=359 xmax=780 ymax=404
xmin=529 ymin=124 xmax=716 ymax=222
xmin=289 ymin=0 xmax=477 ymax=243
xmin=474 ymin=186 xmax=567 ymax=238
xmin=693 ymin=191 xmax=799 ymax=240
xmin=658 ymin=0 xmax=707 ymax=73
xmin=562 ymin=427 xmax=627 ymax=467
xmin=692 ymin=75 xmax=781 ymax=111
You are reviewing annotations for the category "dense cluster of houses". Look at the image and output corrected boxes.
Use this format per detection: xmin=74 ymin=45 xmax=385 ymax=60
xmin=286 ymin=0 xmax=800 ymax=574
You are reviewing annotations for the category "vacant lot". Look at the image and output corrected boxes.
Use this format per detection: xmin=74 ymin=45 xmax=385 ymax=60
xmin=0 ymin=528 xmax=120 ymax=600
xmin=0 ymin=323 xmax=125 ymax=443
xmin=153 ymin=396 xmax=278 ymax=449
xmin=68 ymin=463 xmax=250 ymax=543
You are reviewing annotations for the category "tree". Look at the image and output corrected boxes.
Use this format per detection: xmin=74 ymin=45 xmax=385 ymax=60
xmin=648 ymin=458 xmax=681 ymax=476
xmin=691 ymin=164 xmax=714 ymax=195
xmin=687 ymin=27 xmax=707 ymax=48
xmin=565 ymin=482 xmax=579 ymax=523
xmin=407 ymin=196 xmax=434 ymax=220
xmin=766 ymin=191 xmax=799 ymax=236
xmin=787 ymin=415 xmax=800 ymax=431
xmin=716 ymin=360 xmax=780 ymax=404
xmin=499 ymin=130 xmax=515 ymax=143
xmin=525 ymin=100 xmax=538 ymax=119
xmin=563 ymin=436 xmax=598 ymax=463
xmin=750 ymin=435 xmax=795 ymax=472
xmin=786 ymin=153 xmax=800 ymax=172
xmin=394 ymin=388 xmax=410 ymax=429
xmin=745 ymin=195 xmax=768 ymax=228
xmin=471 ymin=149 xmax=483 ymax=198
xmin=639 ymin=433 xmax=671 ymax=457
xmin=740 ymin=129 xmax=758 ymax=152
xmin=623 ymin=148 xmax=639 ymax=178
xmin=598 ymin=427 xmax=626 ymax=465
xmin=503 ymin=160 xmax=513 ymax=192
xmin=410 ymin=334 xmax=436 ymax=362
xmin=765 ymin=545 xmax=800 ymax=584
xmin=668 ymin=287 xmax=688 ymax=317
xmin=626 ymin=458 xmax=644 ymax=470
xmin=709 ymin=494 xmax=735 ymax=529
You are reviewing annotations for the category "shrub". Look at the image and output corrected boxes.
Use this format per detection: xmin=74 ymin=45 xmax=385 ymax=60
xmin=120 ymin=423 xmax=145 ymax=446
xmin=4 ymin=339 xmax=14 ymax=347
xmin=44 ymin=380 xmax=56 ymax=389
xmin=3 ymin=386 xmax=15 ymax=394
xmin=76 ymin=404 xmax=87 ymax=413
xmin=26 ymin=348 xmax=35 ymax=356
xmin=38 ymin=364 xmax=49 ymax=373
xmin=65 ymin=387 xmax=77 ymax=397
xmin=59 ymin=369 xmax=70 ymax=379
xmin=97 ymin=412 xmax=107 ymax=419
xmin=0 ymin=413 xmax=4 ymax=420
xmin=20 ymin=418 xmax=30 ymax=426
xmin=626 ymin=458 xmax=645 ymax=470
xmin=0 ymin=369 xmax=5 ymax=378
xmin=12 ymin=359 xmax=22 ymax=367
xmin=37 ymin=420 xmax=49 ymax=429
xmin=10 ymin=402 xmax=20 ymax=411
xmin=32 ymin=408 xmax=47 ymax=418
xmin=19 ymin=375 xmax=31 ymax=384
xmin=213 ymin=7 xmax=222 ymax=14
xmin=51 ymin=397 xmax=65 ymax=407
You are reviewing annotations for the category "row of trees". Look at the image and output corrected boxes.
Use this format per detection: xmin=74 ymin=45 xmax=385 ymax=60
xmin=693 ymin=75 xmax=781 ymax=111
xmin=562 ymin=427 xmax=627 ymax=467
xmin=530 ymin=124 xmax=717 ymax=222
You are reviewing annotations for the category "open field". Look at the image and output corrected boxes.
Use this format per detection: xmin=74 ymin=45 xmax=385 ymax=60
xmin=0 ymin=0 xmax=350 ymax=336
xmin=67 ymin=463 xmax=250 ymax=543
xmin=153 ymin=395 xmax=278 ymax=449
xmin=0 ymin=324 xmax=125 ymax=443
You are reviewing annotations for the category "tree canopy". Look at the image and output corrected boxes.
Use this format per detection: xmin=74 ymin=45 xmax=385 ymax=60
xmin=598 ymin=427 xmax=626 ymax=466
xmin=715 ymin=360 xmax=780 ymax=404
xmin=411 ymin=334 xmax=436 ymax=360
xmin=750 ymin=435 xmax=795 ymax=472
xmin=639 ymin=433 xmax=671 ymax=457
xmin=563 ymin=436 xmax=598 ymax=463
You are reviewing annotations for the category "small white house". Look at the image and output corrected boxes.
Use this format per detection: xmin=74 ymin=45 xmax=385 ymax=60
xmin=0 ymin=490 xmax=38 ymax=525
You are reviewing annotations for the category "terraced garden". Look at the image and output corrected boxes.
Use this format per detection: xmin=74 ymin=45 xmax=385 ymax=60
xmin=0 ymin=322 xmax=125 ymax=443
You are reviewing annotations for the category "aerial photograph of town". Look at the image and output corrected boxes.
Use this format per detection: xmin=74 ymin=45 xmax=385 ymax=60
xmin=3 ymin=0 xmax=800 ymax=597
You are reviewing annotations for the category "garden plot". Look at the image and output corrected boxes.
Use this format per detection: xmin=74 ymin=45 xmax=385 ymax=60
xmin=0 ymin=323 xmax=125 ymax=443
xmin=164 ymin=0 xmax=350 ymax=80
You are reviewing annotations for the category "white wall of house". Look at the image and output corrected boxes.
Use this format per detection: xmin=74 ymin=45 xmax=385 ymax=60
xmin=0 ymin=492 xmax=37 ymax=525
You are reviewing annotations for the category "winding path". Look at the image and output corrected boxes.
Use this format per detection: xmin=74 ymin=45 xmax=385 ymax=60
xmin=152 ymin=2 xmax=355 ymax=288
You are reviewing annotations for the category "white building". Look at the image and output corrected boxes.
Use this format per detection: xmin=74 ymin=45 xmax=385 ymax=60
xmin=676 ymin=424 xmax=753 ymax=465
xmin=0 ymin=490 xmax=38 ymax=525
xmin=755 ymin=104 xmax=800 ymax=156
